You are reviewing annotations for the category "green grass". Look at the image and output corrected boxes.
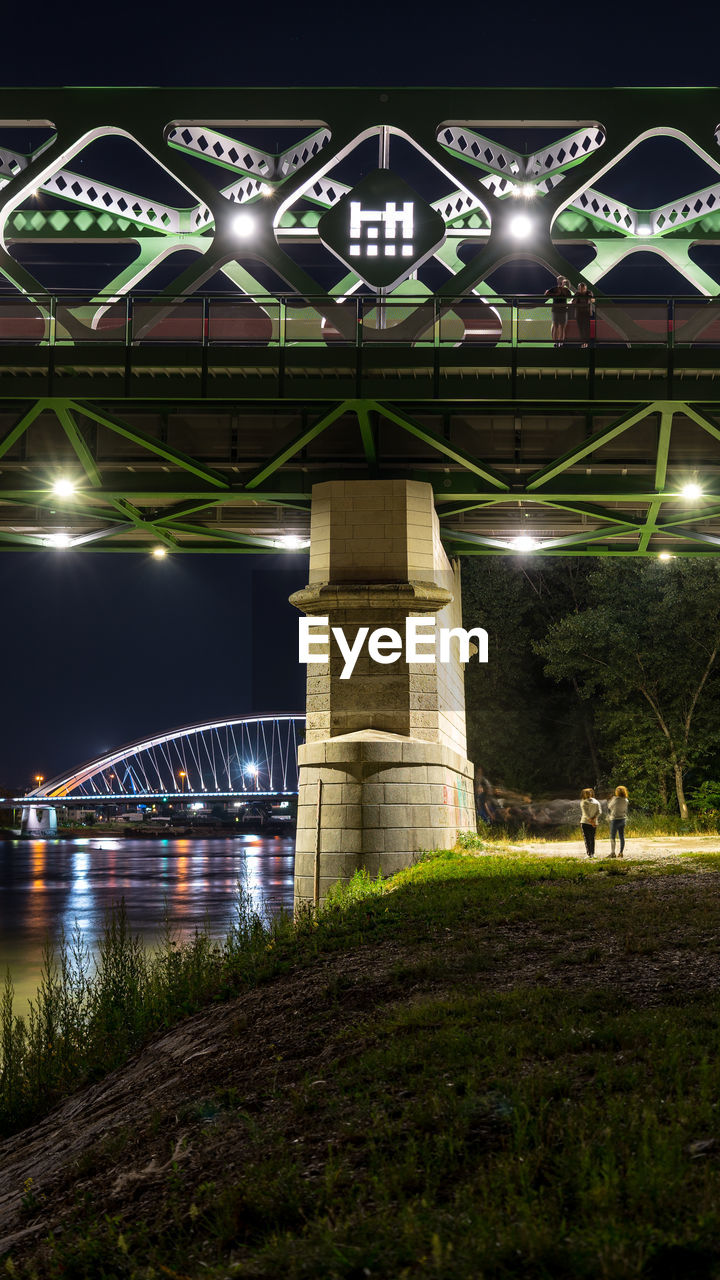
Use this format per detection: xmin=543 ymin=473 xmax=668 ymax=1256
xmin=7 ymin=850 xmax=720 ymax=1278
xmin=476 ymin=813 xmax=720 ymax=842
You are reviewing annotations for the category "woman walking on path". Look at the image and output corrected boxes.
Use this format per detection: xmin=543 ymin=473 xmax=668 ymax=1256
xmin=580 ymin=787 xmax=602 ymax=857
xmin=608 ymin=785 xmax=629 ymax=857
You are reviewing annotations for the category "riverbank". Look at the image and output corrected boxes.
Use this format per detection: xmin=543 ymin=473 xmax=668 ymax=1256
xmin=5 ymin=843 xmax=720 ymax=1276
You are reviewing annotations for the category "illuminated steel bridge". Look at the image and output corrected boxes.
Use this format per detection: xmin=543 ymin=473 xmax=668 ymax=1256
xmin=22 ymin=714 xmax=305 ymax=804
xmin=2 ymin=88 xmax=720 ymax=557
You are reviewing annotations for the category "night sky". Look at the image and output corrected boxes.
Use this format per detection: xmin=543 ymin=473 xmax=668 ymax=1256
xmin=2 ymin=0 xmax=719 ymax=786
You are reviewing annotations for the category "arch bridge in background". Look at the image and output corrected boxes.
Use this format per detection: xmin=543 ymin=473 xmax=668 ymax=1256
xmin=20 ymin=714 xmax=305 ymax=804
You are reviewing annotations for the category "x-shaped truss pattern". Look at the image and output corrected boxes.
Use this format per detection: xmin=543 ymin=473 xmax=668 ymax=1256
xmin=1 ymin=87 xmax=720 ymax=317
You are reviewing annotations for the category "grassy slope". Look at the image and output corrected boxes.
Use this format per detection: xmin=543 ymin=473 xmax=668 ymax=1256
xmin=6 ymin=849 xmax=720 ymax=1279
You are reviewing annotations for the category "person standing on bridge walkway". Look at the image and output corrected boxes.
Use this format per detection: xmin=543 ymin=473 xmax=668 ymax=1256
xmin=573 ymin=281 xmax=595 ymax=348
xmin=545 ymin=275 xmax=573 ymax=346
xmin=580 ymin=787 xmax=602 ymax=858
xmin=608 ymin=785 xmax=629 ymax=857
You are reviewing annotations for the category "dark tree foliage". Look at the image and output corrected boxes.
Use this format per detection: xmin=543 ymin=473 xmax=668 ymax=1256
xmin=535 ymin=559 xmax=720 ymax=817
xmin=461 ymin=556 xmax=720 ymax=814
xmin=461 ymin=558 xmax=601 ymax=795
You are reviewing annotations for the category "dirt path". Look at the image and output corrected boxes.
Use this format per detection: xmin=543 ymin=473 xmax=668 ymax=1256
xmin=510 ymin=834 xmax=720 ymax=861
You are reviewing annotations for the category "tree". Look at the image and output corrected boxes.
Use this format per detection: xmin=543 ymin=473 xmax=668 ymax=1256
xmin=534 ymin=560 xmax=720 ymax=817
xmin=462 ymin=558 xmax=599 ymax=793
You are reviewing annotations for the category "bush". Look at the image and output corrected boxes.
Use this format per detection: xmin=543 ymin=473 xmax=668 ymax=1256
xmin=689 ymin=780 xmax=720 ymax=823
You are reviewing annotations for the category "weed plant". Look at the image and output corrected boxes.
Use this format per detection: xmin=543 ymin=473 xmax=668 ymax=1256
xmin=0 ymin=883 xmax=292 ymax=1138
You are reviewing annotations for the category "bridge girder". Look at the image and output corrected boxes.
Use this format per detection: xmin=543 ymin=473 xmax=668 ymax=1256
xmin=0 ymin=90 xmax=720 ymax=557
xmin=0 ymin=393 xmax=719 ymax=556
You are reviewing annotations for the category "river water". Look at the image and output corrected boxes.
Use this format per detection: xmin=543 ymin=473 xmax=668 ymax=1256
xmin=0 ymin=834 xmax=295 ymax=1017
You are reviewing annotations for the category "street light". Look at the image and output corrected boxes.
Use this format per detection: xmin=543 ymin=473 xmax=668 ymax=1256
xmin=232 ymin=212 xmax=255 ymax=238
xmin=34 ymin=773 xmax=44 ymax=789
xmin=509 ymin=214 xmax=532 ymax=239
xmin=178 ymin=770 xmax=187 ymax=793
xmin=276 ymin=534 xmax=309 ymax=549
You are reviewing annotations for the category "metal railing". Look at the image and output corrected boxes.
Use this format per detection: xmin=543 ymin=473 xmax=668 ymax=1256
xmin=0 ymin=292 xmax=718 ymax=349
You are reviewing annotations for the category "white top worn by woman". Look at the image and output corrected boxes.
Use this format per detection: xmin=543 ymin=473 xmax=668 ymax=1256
xmin=608 ymin=796 xmax=629 ymax=819
xmin=580 ymin=797 xmax=602 ymax=824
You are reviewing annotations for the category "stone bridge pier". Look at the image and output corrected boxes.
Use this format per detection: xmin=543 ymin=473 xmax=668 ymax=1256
xmin=290 ymin=479 xmax=476 ymax=906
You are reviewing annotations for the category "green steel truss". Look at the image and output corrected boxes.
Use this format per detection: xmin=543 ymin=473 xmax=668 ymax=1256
xmin=2 ymin=88 xmax=720 ymax=313
xmin=0 ymin=90 xmax=720 ymax=556
xmin=2 ymin=395 xmax=720 ymax=557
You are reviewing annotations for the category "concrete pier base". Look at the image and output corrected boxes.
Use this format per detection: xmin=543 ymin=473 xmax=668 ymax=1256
xmin=294 ymin=729 xmax=475 ymax=904
xmin=21 ymin=805 xmax=58 ymax=837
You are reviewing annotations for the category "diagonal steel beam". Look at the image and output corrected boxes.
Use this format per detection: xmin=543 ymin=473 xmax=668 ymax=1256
xmin=657 ymin=525 xmax=720 ymax=549
xmin=244 ymin=402 xmax=350 ymax=491
xmin=356 ymin=403 xmax=377 ymax=471
xmin=521 ymin=499 xmax=644 ymax=528
xmin=435 ymin=496 xmax=515 ymax=518
xmin=525 ymin=403 xmax=660 ymax=490
xmin=657 ymin=504 xmax=720 ymax=530
xmin=0 ymin=401 xmax=48 ymax=461
xmin=68 ymin=524 xmax=133 ymax=547
xmin=441 ymin=523 xmax=636 ymax=552
xmin=638 ymin=498 xmax=663 ymax=553
xmin=0 ymin=492 xmax=123 ymax=524
xmin=655 ymin=409 xmax=673 ymax=492
xmin=155 ymin=498 xmax=226 ymax=524
xmin=371 ymin=401 xmax=510 ymax=490
xmin=0 ymin=530 xmax=52 ymax=547
xmin=680 ymin=403 xmax=720 ymax=445
xmin=70 ymin=401 xmax=229 ymax=489
xmin=162 ymin=522 xmax=293 ymax=549
xmin=54 ymin=404 xmax=101 ymax=487
xmin=107 ymin=497 xmax=177 ymax=548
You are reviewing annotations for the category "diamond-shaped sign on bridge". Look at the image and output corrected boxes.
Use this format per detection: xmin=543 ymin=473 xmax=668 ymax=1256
xmin=318 ymin=169 xmax=446 ymax=289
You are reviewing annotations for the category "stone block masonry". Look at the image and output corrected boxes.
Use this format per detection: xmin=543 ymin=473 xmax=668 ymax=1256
xmin=291 ymin=479 xmax=476 ymax=906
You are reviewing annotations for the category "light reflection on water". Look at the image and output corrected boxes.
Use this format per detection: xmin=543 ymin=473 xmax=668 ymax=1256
xmin=0 ymin=834 xmax=295 ymax=1017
